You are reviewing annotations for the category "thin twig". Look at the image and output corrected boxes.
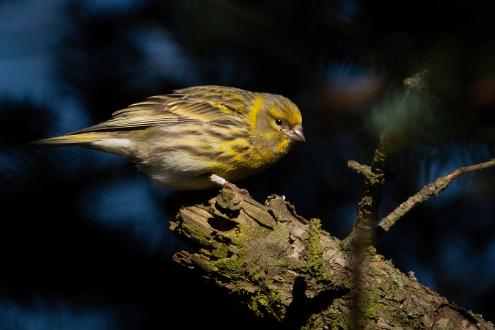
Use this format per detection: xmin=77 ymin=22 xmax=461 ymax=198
xmin=347 ymin=132 xmax=389 ymax=237
xmin=346 ymin=133 xmax=389 ymax=330
xmin=346 ymin=72 xmax=426 ymax=329
xmin=378 ymin=158 xmax=495 ymax=232
xmin=347 ymin=160 xmax=372 ymax=179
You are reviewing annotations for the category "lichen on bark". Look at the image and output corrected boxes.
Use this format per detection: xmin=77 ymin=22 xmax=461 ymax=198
xmin=169 ymin=188 xmax=494 ymax=329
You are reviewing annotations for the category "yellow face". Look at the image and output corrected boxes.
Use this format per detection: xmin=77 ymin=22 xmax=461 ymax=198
xmin=258 ymin=94 xmax=305 ymax=144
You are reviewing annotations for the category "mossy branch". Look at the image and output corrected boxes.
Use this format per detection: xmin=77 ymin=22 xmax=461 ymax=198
xmin=169 ymin=188 xmax=494 ymax=329
xmin=345 ymin=133 xmax=390 ymax=329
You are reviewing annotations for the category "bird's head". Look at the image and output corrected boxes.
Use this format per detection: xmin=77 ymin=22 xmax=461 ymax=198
xmin=256 ymin=94 xmax=305 ymax=147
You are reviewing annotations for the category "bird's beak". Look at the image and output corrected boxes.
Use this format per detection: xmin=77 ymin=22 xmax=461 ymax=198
xmin=289 ymin=124 xmax=305 ymax=142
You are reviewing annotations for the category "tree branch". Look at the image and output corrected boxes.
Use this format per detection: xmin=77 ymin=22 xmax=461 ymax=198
xmin=349 ymin=133 xmax=389 ymax=237
xmin=378 ymin=158 xmax=495 ymax=232
xmin=345 ymin=133 xmax=390 ymax=329
xmin=169 ymin=188 xmax=494 ymax=329
xmin=347 ymin=160 xmax=372 ymax=179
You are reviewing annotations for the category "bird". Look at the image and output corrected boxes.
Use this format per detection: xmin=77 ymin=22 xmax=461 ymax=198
xmin=35 ymin=85 xmax=305 ymax=190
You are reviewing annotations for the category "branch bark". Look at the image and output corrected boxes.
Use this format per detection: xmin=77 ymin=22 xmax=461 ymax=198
xmin=345 ymin=133 xmax=389 ymax=329
xmin=169 ymin=188 xmax=494 ymax=329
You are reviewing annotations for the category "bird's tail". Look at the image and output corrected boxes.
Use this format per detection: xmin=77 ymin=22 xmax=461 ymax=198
xmin=32 ymin=132 xmax=106 ymax=146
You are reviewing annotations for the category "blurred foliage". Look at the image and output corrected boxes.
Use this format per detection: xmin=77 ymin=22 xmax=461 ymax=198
xmin=1 ymin=0 xmax=495 ymax=328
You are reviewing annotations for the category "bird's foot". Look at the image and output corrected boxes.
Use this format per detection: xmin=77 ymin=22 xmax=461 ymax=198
xmin=209 ymin=174 xmax=250 ymax=196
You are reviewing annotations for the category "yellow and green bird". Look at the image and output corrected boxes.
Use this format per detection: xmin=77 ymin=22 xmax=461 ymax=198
xmin=36 ymin=85 xmax=305 ymax=190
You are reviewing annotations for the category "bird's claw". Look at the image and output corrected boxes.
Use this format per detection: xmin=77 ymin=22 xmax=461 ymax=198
xmin=209 ymin=174 xmax=250 ymax=196
xmin=223 ymin=181 xmax=250 ymax=196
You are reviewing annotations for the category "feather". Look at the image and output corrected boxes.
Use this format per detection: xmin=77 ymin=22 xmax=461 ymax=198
xmin=74 ymin=85 xmax=252 ymax=133
xmin=32 ymin=132 xmax=107 ymax=145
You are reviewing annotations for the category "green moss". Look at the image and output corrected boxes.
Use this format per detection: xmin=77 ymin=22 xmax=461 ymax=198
xmin=241 ymin=267 xmax=286 ymax=320
xmin=358 ymin=280 xmax=419 ymax=328
xmin=390 ymin=270 xmax=405 ymax=290
xmin=206 ymin=249 xmax=286 ymax=320
xmin=216 ymin=188 xmax=243 ymax=211
xmin=304 ymin=218 xmax=329 ymax=282
xmin=362 ymin=296 xmax=385 ymax=320
xmin=339 ymin=239 xmax=352 ymax=251
xmin=366 ymin=245 xmax=377 ymax=256
xmin=302 ymin=305 xmax=348 ymax=330
xmin=214 ymin=255 xmax=244 ymax=274
xmin=248 ymin=286 xmax=286 ymax=320
xmin=362 ymin=284 xmax=389 ymax=319
xmin=468 ymin=310 xmax=483 ymax=319
xmin=175 ymin=222 xmax=212 ymax=249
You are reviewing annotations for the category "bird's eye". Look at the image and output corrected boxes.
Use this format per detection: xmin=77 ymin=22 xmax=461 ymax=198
xmin=275 ymin=119 xmax=284 ymax=126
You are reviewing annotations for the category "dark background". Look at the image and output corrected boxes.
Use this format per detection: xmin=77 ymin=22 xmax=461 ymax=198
xmin=1 ymin=0 xmax=495 ymax=329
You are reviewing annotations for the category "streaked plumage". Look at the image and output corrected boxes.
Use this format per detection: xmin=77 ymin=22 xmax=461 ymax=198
xmin=36 ymin=85 xmax=305 ymax=190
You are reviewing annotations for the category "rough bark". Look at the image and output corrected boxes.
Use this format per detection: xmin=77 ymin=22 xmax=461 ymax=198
xmin=169 ymin=188 xmax=494 ymax=330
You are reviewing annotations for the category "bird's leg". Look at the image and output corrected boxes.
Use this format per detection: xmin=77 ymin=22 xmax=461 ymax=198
xmin=209 ymin=174 xmax=250 ymax=196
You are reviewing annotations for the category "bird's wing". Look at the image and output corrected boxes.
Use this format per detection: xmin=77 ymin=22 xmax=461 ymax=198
xmin=77 ymin=86 xmax=253 ymax=133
